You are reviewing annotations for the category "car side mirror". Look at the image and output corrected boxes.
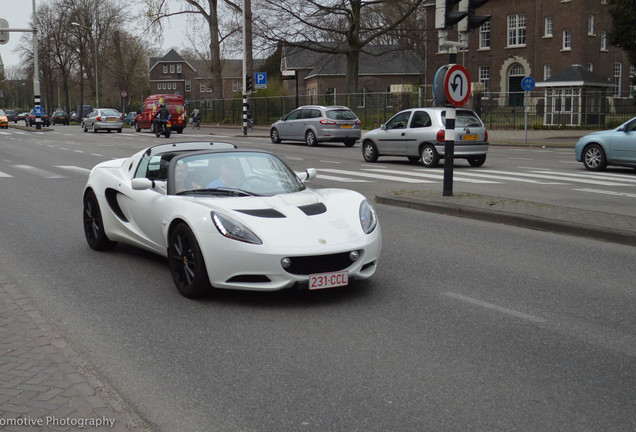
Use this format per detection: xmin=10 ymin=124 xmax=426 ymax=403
xmin=131 ymin=178 xmax=153 ymax=190
xmin=296 ymin=168 xmax=317 ymax=182
xmin=381 ymin=124 xmax=386 ymax=130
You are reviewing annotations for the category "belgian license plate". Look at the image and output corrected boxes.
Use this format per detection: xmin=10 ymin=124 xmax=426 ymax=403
xmin=460 ymin=134 xmax=478 ymax=141
xmin=309 ymin=271 xmax=349 ymax=290
xmin=340 ymin=124 xmax=353 ymax=128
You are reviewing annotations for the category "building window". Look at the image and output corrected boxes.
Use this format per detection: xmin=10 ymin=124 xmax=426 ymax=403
xmin=588 ymin=15 xmax=595 ymax=35
xmin=507 ymin=14 xmax=526 ymax=47
xmin=601 ymin=31 xmax=608 ymax=51
xmin=185 ymin=80 xmax=191 ymax=92
xmin=232 ymin=82 xmax=239 ymax=93
xmin=170 ymin=64 xmax=175 ymax=73
xmin=200 ymin=83 xmax=206 ymax=92
xmin=157 ymin=83 xmax=161 ymax=90
xmin=562 ymin=30 xmax=572 ymax=51
xmin=544 ymin=64 xmax=552 ymax=80
xmin=544 ymin=17 xmax=553 ymax=38
xmin=173 ymin=82 xmax=177 ymax=90
xmin=588 ymin=63 xmax=594 ymax=72
xmin=479 ymin=22 xmax=491 ymax=49
xmin=357 ymin=89 xmax=366 ymax=108
xmin=479 ymin=66 xmax=490 ymax=96
xmin=614 ymin=62 xmax=622 ymax=96
xmin=162 ymin=83 xmax=167 ymax=90
xmin=630 ymin=65 xmax=636 ymax=97
xmin=162 ymin=65 xmax=168 ymax=74
xmin=177 ymin=64 xmax=182 ymax=73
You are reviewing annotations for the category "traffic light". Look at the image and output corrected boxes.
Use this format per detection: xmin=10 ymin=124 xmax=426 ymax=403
xmin=435 ymin=0 xmax=468 ymax=30
xmin=245 ymin=75 xmax=253 ymax=92
xmin=458 ymin=0 xmax=491 ymax=33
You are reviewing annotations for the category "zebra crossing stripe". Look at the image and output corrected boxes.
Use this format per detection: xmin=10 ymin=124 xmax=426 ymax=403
xmin=317 ymin=168 xmax=434 ymax=183
xmin=364 ymin=168 xmax=500 ymax=184
xmin=56 ymin=166 xmax=92 ymax=175
xmin=530 ymin=170 xmax=636 ymax=184
xmin=317 ymin=174 xmax=370 ymax=183
xmin=0 ymin=171 xmax=12 ymax=177
xmin=484 ymin=170 xmax=631 ymax=186
xmin=13 ymin=165 xmax=66 ymax=179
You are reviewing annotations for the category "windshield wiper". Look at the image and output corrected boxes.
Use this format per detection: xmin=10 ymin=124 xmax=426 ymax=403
xmin=177 ymin=187 xmax=260 ymax=197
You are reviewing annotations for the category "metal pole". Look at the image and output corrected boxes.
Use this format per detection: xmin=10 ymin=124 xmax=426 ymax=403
xmin=32 ymin=0 xmax=42 ymax=129
xmin=241 ymin=0 xmax=247 ymax=135
xmin=443 ymin=47 xmax=458 ymax=197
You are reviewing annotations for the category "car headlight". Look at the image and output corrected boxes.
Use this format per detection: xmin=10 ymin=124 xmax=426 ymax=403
xmin=211 ymin=212 xmax=262 ymax=245
xmin=359 ymin=200 xmax=378 ymax=234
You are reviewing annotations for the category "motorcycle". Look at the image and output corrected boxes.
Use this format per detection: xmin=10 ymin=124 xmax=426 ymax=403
xmin=153 ymin=118 xmax=171 ymax=138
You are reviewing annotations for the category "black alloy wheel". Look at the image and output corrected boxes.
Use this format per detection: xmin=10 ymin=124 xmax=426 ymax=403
xmin=168 ymin=223 xmax=211 ymax=298
xmin=270 ymin=128 xmax=281 ymax=143
xmin=83 ymin=190 xmax=117 ymax=251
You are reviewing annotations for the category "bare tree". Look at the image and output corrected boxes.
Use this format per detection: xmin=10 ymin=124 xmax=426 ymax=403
xmin=255 ymin=0 xmax=425 ymax=93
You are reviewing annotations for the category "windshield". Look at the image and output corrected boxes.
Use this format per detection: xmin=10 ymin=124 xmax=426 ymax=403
xmin=170 ymin=152 xmax=306 ymax=196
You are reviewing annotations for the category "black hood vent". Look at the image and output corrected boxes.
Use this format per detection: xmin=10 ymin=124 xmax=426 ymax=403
xmin=298 ymin=202 xmax=327 ymax=216
xmin=236 ymin=208 xmax=286 ymax=218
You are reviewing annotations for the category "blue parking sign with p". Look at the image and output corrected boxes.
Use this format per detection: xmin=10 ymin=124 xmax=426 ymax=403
xmin=254 ymin=72 xmax=267 ymax=89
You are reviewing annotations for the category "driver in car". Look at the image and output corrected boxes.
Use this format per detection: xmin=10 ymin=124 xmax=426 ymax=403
xmin=206 ymin=158 xmax=245 ymax=189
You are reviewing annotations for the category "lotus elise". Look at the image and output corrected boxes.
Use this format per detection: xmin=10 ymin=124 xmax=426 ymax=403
xmin=83 ymin=141 xmax=382 ymax=298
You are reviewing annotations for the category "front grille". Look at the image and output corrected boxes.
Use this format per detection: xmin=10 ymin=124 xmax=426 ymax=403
xmin=284 ymin=252 xmax=357 ymax=275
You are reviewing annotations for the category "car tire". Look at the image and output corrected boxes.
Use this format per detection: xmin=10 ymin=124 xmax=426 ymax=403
xmin=421 ymin=144 xmax=440 ymax=168
xmin=362 ymin=141 xmax=379 ymax=162
xmin=270 ymin=128 xmax=281 ymax=144
xmin=168 ymin=223 xmax=211 ymax=299
xmin=93 ymin=124 xmax=98 ymax=133
xmin=176 ymin=128 xmax=183 ymax=134
xmin=117 ymin=129 xmax=122 ymax=133
xmin=468 ymin=155 xmax=487 ymax=167
xmin=344 ymin=139 xmax=356 ymax=147
xmin=583 ymin=144 xmax=607 ymax=171
xmin=83 ymin=190 xmax=117 ymax=251
xmin=305 ymin=130 xmax=317 ymax=147
xmin=135 ymin=123 xmax=141 ymax=133
xmin=165 ymin=129 xmax=171 ymax=138
xmin=83 ymin=123 xmax=87 ymax=132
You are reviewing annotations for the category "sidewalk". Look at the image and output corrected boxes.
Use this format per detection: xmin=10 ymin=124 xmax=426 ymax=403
xmin=376 ymin=189 xmax=636 ymax=247
xmin=0 ymin=274 xmax=150 ymax=432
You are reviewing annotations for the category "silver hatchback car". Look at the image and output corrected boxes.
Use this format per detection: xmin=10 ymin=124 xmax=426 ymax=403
xmin=270 ymin=105 xmax=361 ymax=147
xmin=361 ymin=107 xmax=489 ymax=167
xmin=82 ymin=108 xmax=124 ymax=133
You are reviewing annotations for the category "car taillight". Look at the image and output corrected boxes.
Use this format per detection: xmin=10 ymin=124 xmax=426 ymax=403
xmin=96 ymin=116 xmax=102 ymax=121
xmin=320 ymin=119 xmax=337 ymax=125
xmin=355 ymin=120 xmax=361 ymax=125
xmin=484 ymin=130 xmax=488 ymax=142
xmin=436 ymin=130 xmax=445 ymax=142
xmin=120 ymin=116 xmax=123 ymax=121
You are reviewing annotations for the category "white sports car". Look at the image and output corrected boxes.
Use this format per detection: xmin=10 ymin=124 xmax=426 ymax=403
xmin=83 ymin=141 xmax=382 ymax=298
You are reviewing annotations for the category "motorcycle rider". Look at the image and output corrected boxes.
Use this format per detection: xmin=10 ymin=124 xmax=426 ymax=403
xmin=191 ymin=107 xmax=201 ymax=127
xmin=153 ymin=103 xmax=170 ymax=133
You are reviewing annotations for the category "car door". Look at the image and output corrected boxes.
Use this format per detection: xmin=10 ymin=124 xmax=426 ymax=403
xmin=405 ymin=110 xmax=434 ymax=155
xmin=84 ymin=111 xmax=95 ymax=129
xmin=376 ymin=111 xmax=412 ymax=155
xmin=278 ymin=109 xmax=302 ymax=140
xmin=608 ymin=118 xmax=636 ymax=163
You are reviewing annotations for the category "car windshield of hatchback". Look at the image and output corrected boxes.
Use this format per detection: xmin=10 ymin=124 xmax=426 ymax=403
xmin=326 ymin=109 xmax=357 ymax=120
xmin=170 ymin=152 xmax=306 ymax=197
xmin=0 ymin=110 xmax=5 ymax=116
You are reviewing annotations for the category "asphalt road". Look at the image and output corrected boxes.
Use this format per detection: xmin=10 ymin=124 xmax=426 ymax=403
xmin=1 ymin=126 xmax=635 ymax=431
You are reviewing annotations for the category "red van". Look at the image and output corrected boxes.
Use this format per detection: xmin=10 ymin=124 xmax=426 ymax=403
xmin=134 ymin=94 xmax=187 ymax=134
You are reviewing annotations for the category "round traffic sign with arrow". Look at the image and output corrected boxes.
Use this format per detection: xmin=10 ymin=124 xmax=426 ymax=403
xmin=444 ymin=64 xmax=471 ymax=107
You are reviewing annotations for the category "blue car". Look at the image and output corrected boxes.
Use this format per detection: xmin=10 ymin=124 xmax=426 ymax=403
xmin=575 ymin=117 xmax=636 ymax=171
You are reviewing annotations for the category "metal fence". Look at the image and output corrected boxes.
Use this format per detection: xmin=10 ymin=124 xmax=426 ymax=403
xmin=185 ymin=90 xmax=636 ymax=130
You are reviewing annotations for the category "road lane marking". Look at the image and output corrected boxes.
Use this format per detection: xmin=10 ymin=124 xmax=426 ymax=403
xmin=13 ymin=165 xmax=66 ymax=178
xmin=56 ymin=165 xmax=92 ymax=175
xmin=316 ymin=174 xmax=370 ymax=183
xmin=485 ymin=170 xmax=632 ymax=186
xmin=443 ymin=292 xmax=547 ymax=323
xmin=0 ymin=171 xmax=12 ymax=177
xmin=534 ymin=170 xmax=636 ymax=183
xmin=574 ymin=188 xmax=636 ymax=198
xmin=364 ymin=168 xmax=500 ymax=184
xmin=318 ymin=168 xmax=434 ymax=183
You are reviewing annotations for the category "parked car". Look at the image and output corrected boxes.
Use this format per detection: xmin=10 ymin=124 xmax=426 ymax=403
xmin=575 ymin=116 xmax=636 ymax=171
xmin=360 ymin=107 xmax=489 ymax=167
xmin=124 ymin=112 xmax=137 ymax=125
xmin=51 ymin=110 xmax=70 ymax=125
xmin=0 ymin=110 xmax=8 ymax=129
xmin=4 ymin=109 xmax=18 ymax=123
xmin=70 ymin=111 xmax=78 ymax=122
xmin=270 ymin=105 xmax=361 ymax=147
xmin=27 ymin=110 xmax=51 ymax=127
xmin=81 ymin=108 xmax=123 ymax=133
xmin=82 ymin=142 xmax=381 ymax=298
xmin=77 ymin=105 xmax=93 ymax=120
xmin=134 ymin=94 xmax=187 ymax=134
xmin=18 ymin=112 xmax=29 ymax=122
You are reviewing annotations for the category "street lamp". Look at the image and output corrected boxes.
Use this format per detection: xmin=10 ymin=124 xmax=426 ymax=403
xmin=71 ymin=21 xmax=98 ymax=108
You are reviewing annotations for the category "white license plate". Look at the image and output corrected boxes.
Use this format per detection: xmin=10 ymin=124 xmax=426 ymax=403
xmin=309 ymin=270 xmax=349 ymax=290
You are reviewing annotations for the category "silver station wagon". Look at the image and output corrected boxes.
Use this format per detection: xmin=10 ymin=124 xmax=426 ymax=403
xmin=361 ymin=107 xmax=489 ymax=167
xmin=270 ymin=105 xmax=361 ymax=147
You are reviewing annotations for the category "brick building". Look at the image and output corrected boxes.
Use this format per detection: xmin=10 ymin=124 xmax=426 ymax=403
xmin=425 ymin=0 xmax=634 ymax=103
xmin=148 ymin=49 xmax=264 ymax=101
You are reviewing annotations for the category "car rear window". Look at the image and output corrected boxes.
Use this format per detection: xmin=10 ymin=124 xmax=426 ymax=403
xmin=326 ymin=110 xmax=357 ymax=120
xmin=442 ymin=110 xmax=483 ymax=128
xmin=102 ymin=109 xmax=120 ymax=116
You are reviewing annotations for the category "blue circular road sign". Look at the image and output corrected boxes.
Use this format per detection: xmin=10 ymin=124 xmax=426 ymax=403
xmin=521 ymin=76 xmax=536 ymax=92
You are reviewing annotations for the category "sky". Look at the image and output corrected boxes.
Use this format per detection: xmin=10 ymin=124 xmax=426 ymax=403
xmin=0 ymin=2 xmax=190 ymax=73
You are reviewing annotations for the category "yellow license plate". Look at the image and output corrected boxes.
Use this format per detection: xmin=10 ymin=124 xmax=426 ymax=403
xmin=461 ymin=134 xmax=478 ymax=141
xmin=107 ymin=118 xmax=116 ymax=122
xmin=340 ymin=124 xmax=353 ymax=128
